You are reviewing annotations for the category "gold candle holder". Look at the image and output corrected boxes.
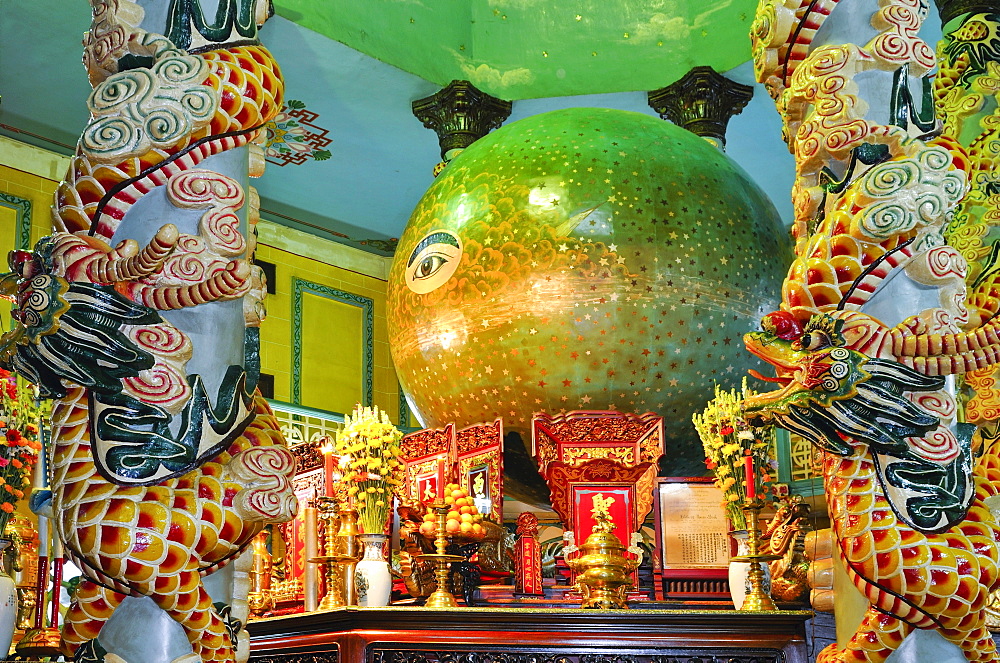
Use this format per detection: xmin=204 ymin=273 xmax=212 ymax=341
xmin=732 ymin=500 xmax=780 ymax=611
xmin=418 ymin=499 xmax=463 ymax=608
xmin=13 ymin=627 xmax=62 ymax=658
xmin=336 ymin=505 xmax=361 ymax=606
xmin=309 ymin=497 xmax=344 ymax=610
xmin=247 ymin=531 xmax=274 ymax=616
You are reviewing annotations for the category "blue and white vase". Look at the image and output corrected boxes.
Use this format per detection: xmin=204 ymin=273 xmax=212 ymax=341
xmin=0 ymin=539 xmax=18 ymax=656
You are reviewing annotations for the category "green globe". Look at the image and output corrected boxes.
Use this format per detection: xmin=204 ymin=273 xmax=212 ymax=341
xmin=388 ymin=107 xmax=791 ymax=477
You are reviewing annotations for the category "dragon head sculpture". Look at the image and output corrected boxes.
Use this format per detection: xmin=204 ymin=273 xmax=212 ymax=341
xmin=0 ymin=237 xmax=161 ymax=399
xmin=743 ymin=312 xmax=980 ymax=534
xmin=742 ymin=312 xmax=946 ymax=457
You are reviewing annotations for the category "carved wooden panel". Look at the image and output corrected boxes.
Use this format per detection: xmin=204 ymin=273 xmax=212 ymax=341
xmin=456 ymin=419 xmax=503 ymax=521
xmin=662 ymin=577 xmax=729 ymax=595
xmin=248 ymin=606 xmax=810 ymax=663
xmin=401 ymin=420 xmax=504 ymax=519
xmin=531 ymin=410 xmax=665 ymax=478
xmin=252 ymin=651 xmax=338 ymax=663
xmin=546 ymin=459 xmax=657 ymax=532
xmin=369 ymin=648 xmax=784 ymax=663
xmin=290 ymin=439 xmax=325 ymax=474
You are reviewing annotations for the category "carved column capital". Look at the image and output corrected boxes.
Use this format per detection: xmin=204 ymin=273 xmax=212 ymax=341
xmin=647 ymin=66 xmax=753 ymax=149
xmin=412 ymin=80 xmax=512 ymax=163
xmin=933 ymin=0 xmax=1000 ymax=26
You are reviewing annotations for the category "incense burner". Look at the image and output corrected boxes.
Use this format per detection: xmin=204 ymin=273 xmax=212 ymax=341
xmin=564 ymin=522 xmax=641 ymax=609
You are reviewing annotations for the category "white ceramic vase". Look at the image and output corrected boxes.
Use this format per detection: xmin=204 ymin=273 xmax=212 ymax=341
xmin=0 ymin=539 xmax=18 ymax=656
xmin=728 ymin=532 xmax=771 ymax=610
xmin=355 ymin=533 xmax=392 ymax=607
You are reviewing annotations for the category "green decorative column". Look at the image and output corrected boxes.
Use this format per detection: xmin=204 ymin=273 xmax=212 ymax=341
xmin=935 ymin=0 xmax=1000 ymax=25
xmin=933 ymin=1 xmax=1000 ymax=425
xmin=647 ymin=66 xmax=753 ymax=150
xmin=934 ymin=1 xmax=1000 ymax=307
xmin=934 ymin=0 xmax=1000 ymax=633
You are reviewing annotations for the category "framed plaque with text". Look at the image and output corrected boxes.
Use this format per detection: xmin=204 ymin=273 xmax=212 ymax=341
xmin=653 ymin=477 xmax=733 ymax=600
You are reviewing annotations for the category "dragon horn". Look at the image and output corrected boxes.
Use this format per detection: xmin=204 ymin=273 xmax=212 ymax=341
xmin=87 ymin=224 xmax=178 ymax=283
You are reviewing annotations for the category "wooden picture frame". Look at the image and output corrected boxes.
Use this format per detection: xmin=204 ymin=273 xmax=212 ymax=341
xmin=456 ymin=419 xmax=504 ymax=522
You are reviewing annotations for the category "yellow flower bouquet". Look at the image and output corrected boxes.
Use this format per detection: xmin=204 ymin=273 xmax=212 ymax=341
xmin=335 ymin=404 xmax=405 ymax=534
xmin=692 ymin=381 xmax=775 ymax=530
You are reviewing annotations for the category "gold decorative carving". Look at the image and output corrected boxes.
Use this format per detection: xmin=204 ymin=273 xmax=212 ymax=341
xmin=562 ymin=446 xmax=635 ymax=465
xmin=531 ymin=411 xmax=665 ymax=479
xmin=545 ymin=460 xmax=657 ymax=533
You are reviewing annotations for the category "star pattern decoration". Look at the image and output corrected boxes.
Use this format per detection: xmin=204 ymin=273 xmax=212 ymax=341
xmin=388 ymin=108 xmax=791 ymax=475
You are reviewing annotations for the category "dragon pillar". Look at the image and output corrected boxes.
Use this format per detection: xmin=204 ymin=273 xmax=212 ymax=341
xmin=748 ymin=0 xmax=1000 ymax=660
xmin=0 ymin=1 xmax=296 ymax=661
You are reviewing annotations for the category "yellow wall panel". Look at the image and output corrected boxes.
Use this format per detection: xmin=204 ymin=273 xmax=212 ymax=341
xmin=0 ymin=207 xmax=17 ymax=260
xmin=298 ymin=291 xmax=365 ymax=414
xmin=257 ymin=239 xmax=406 ymax=425
xmin=0 ymin=164 xmax=56 ymax=249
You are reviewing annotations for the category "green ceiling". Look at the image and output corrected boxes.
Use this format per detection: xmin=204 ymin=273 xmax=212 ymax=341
xmin=275 ymin=0 xmax=757 ymax=100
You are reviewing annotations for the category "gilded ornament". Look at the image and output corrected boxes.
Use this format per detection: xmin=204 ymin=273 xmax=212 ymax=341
xmin=563 ymin=509 xmax=642 ymax=609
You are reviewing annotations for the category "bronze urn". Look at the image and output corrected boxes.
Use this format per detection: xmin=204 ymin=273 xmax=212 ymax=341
xmin=564 ymin=515 xmax=642 ymax=609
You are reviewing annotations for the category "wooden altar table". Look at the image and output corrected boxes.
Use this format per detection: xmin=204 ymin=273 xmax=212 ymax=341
xmin=248 ymin=606 xmax=812 ymax=663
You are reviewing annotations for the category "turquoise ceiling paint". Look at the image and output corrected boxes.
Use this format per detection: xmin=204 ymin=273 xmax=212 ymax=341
xmin=0 ymin=1 xmax=813 ymax=254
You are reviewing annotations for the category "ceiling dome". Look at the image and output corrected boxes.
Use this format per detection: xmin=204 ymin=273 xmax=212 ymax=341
xmin=388 ymin=107 xmax=791 ymax=478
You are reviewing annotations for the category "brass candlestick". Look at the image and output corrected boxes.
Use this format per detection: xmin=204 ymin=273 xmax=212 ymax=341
xmin=247 ymin=531 xmax=274 ymax=616
xmin=16 ymin=551 xmax=61 ymax=658
xmin=336 ymin=505 xmax=361 ymax=606
xmin=308 ymin=497 xmax=345 ymax=610
xmin=418 ymin=499 xmax=463 ymax=608
xmin=732 ymin=500 xmax=780 ymax=611
xmin=308 ymin=496 xmax=361 ymax=610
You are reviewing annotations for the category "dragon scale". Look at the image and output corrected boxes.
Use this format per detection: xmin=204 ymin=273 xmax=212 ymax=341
xmin=822 ymin=446 xmax=1000 ymax=661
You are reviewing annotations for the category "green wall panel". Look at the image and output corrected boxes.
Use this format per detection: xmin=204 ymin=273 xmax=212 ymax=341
xmin=274 ymin=0 xmax=758 ymax=99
